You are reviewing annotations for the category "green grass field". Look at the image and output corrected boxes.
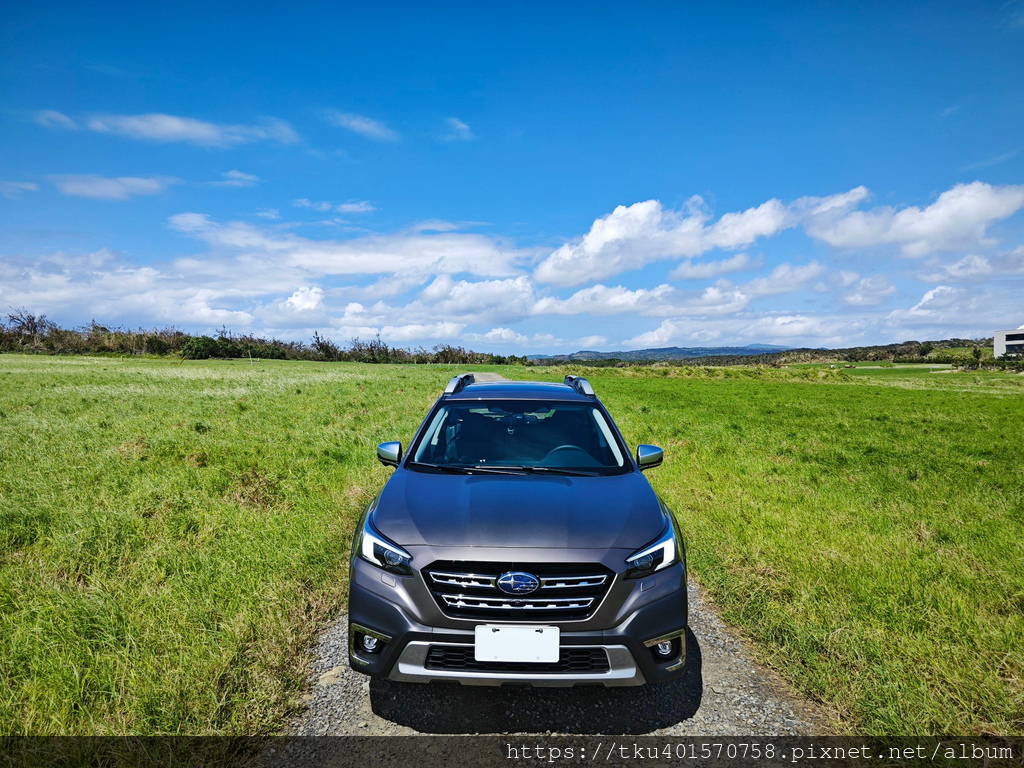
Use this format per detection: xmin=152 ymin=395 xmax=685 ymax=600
xmin=0 ymin=356 xmax=1021 ymax=736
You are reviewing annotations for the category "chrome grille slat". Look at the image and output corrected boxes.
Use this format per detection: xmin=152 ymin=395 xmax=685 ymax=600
xmin=428 ymin=571 xmax=497 ymax=589
xmin=425 ymin=561 xmax=613 ymax=621
xmin=440 ymin=594 xmax=595 ymax=610
xmin=539 ymin=575 xmax=607 ymax=589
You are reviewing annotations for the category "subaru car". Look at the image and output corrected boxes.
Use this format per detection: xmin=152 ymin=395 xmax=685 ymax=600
xmin=347 ymin=374 xmax=687 ymax=686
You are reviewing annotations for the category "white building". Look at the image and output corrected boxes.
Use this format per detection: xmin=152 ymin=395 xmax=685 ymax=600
xmin=994 ymin=326 xmax=1024 ymax=358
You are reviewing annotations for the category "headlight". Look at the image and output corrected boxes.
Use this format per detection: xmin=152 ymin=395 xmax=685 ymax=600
xmin=624 ymin=519 xmax=679 ymax=579
xmin=358 ymin=514 xmax=413 ymax=575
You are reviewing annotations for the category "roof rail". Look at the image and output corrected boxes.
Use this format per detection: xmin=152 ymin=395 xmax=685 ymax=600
xmin=443 ymin=373 xmax=476 ymax=395
xmin=563 ymin=375 xmax=595 ymax=397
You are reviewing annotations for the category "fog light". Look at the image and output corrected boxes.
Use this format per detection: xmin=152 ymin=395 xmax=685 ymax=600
xmin=656 ymin=640 xmax=674 ymax=657
xmin=361 ymin=635 xmax=380 ymax=652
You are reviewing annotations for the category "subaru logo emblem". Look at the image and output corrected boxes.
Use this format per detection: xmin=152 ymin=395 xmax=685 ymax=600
xmin=497 ymin=571 xmax=540 ymax=595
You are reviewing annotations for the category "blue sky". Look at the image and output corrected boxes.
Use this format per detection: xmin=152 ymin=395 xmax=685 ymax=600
xmin=2 ymin=1 xmax=1023 ymax=352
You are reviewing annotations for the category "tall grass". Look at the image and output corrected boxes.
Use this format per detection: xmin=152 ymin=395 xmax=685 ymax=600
xmin=515 ymin=365 xmax=1023 ymax=735
xmin=0 ymin=356 xmax=449 ymax=734
xmin=1 ymin=356 xmax=1021 ymax=735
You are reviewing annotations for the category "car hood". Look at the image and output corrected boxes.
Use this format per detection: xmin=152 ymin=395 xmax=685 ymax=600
xmin=371 ymin=469 xmax=666 ymax=550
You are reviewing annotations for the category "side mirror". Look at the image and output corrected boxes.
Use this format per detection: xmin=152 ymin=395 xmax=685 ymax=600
xmin=377 ymin=441 xmax=402 ymax=468
xmin=636 ymin=444 xmax=663 ymax=471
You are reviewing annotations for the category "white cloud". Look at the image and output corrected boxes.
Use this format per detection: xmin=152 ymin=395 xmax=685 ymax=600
xmin=535 ymin=188 xmax=866 ymax=286
xmin=576 ymin=335 xmax=609 ymax=349
xmin=917 ymin=247 xmax=1024 ymax=282
xmin=841 ymin=275 xmax=897 ymax=306
xmin=336 ymin=200 xmax=376 ymax=214
xmin=376 ymin=322 xmax=464 ymax=342
xmin=325 ymin=111 xmax=399 ymax=142
xmin=670 ymin=253 xmax=761 ymax=280
xmin=167 ymin=212 xmax=533 ymax=278
xmin=81 ymin=113 xmax=299 ymax=147
xmin=0 ymin=181 xmax=38 ymax=199
xmin=886 ymin=286 xmax=960 ymax=325
xmin=284 ymin=286 xmax=324 ymax=311
xmin=534 ymin=284 xmax=673 ymax=315
xmin=835 ymin=270 xmax=860 ymax=288
xmin=472 ymin=327 xmax=529 ymax=344
xmin=741 ymin=261 xmax=827 ymax=297
xmin=256 ymin=208 xmax=281 ymax=220
xmin=443 ymin=117 xmax=474 ymax=141
xmin=536 ymin=182 xmax=1023 ymax=286
xmin=33 ymin=110 xmax=77 ymax=130
xmin=295 ymin=198 xmax=376 ymax=214
xmin=205 ymin=170 xmax=261 ymax=188
xmin=804 ymin=182 xmax=1024 ymax=257
xmin=704 ymin=199 xmax=790 ymax=249
xmin=624 ymin=314 xmax=864 ymax=349
xmin=294 ymin=198 xmax=335 ymax=212
xmin=533 ymin=282 xmax=749 ymax=317
xmin=419 ymin=275 xmax=536 ymax=321
xmin=50 ymin=174 xmax=178 ymax=200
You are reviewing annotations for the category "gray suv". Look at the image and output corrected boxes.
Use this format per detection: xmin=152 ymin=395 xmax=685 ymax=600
xmin=348 ymin=374 xmax=688 ymax=686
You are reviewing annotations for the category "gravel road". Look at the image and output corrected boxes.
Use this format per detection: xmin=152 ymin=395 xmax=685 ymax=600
xmin=288 ymin=578 xmax=831 ymax=736
xmin=288 ymin=372 xmax=832 ymax=737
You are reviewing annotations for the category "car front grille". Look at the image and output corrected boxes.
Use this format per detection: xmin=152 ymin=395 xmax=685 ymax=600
xmin=424 ymin=644 xmax=610 ymax=674
xmin=424 ymin=561 xmax=613 ymax=621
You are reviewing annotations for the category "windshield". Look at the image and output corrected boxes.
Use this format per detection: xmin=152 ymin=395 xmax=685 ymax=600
xmin=408 ymin=400 xmax=629 ymax=475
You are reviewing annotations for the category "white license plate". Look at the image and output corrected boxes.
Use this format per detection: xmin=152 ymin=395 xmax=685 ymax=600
xmin=474 ymin=625 xmax=560 ymax=663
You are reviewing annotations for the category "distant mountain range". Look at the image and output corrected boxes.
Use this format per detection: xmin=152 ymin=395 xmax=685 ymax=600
xmin=527 ymin=344 xmax=791 ymax=361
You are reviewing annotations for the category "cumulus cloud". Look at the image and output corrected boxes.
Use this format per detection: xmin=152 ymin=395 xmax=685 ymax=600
xmin=50 ymin=174 xmax=179 ymax=200
xmin=886 ymin=286 xmax=962 ymax=326
xmin=533 ymin=282 xmax=750 ymax=318
xmin=534 ymin=189 xmax=865 ymax=286
xmin=325 ymin=111 xmax=399 ymax=142
xmin=623 ymin=314 xmax=865 ymax=349
xmin=442 ymin=117 xmax=474 ymax=141
xmin=417 ymin=275 xmax=537 ymax=322
xmin=536 ymin=182 xmax=1024 ymax=286
xmin=917 ymin=247 xmax=1024 ymax=282
xmin=373 ymin=322 xmax=464 ymax=342
xmin=284 ymin=286 xmax=324 ymax=311
xmin=73 ymin=113 xmax=299 ymax=147
xmin=0 ymin=249 xmax=257 ymax=328
xmin=0 ymin=181 xmax=38 ymax=199
xmin=804 ymin=182 xmax=1024 ymax=257
xmin=465 ymin=327 xmax=530 ymax=345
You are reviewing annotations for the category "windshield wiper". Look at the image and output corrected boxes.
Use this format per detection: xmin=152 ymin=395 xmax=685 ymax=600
xmin=409 ymin=462 xmax=526 ymax=476
xmin=521 ymin=466 xmax=600 ymax=477
xmin=407 ymin=462 xmax=473 ymax=474
xmin=475 ymin=465 xmax=600 ymax=477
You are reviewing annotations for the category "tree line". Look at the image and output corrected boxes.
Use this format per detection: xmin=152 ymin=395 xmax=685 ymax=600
xmin=0 ymin=311 xmax=529 ymax=365
xmin=2 ymin=309 xmax=1018 ymax=371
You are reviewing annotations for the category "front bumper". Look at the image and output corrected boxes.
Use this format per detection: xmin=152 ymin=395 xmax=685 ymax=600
xmin=347 ymin=555 xmax=688 ymax=687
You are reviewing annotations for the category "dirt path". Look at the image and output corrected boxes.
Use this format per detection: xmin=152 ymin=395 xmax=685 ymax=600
xmin=289 ymin=579 xmax=831 ymax=736
xmin=289 ymin=372 xmax=833 ymax=735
